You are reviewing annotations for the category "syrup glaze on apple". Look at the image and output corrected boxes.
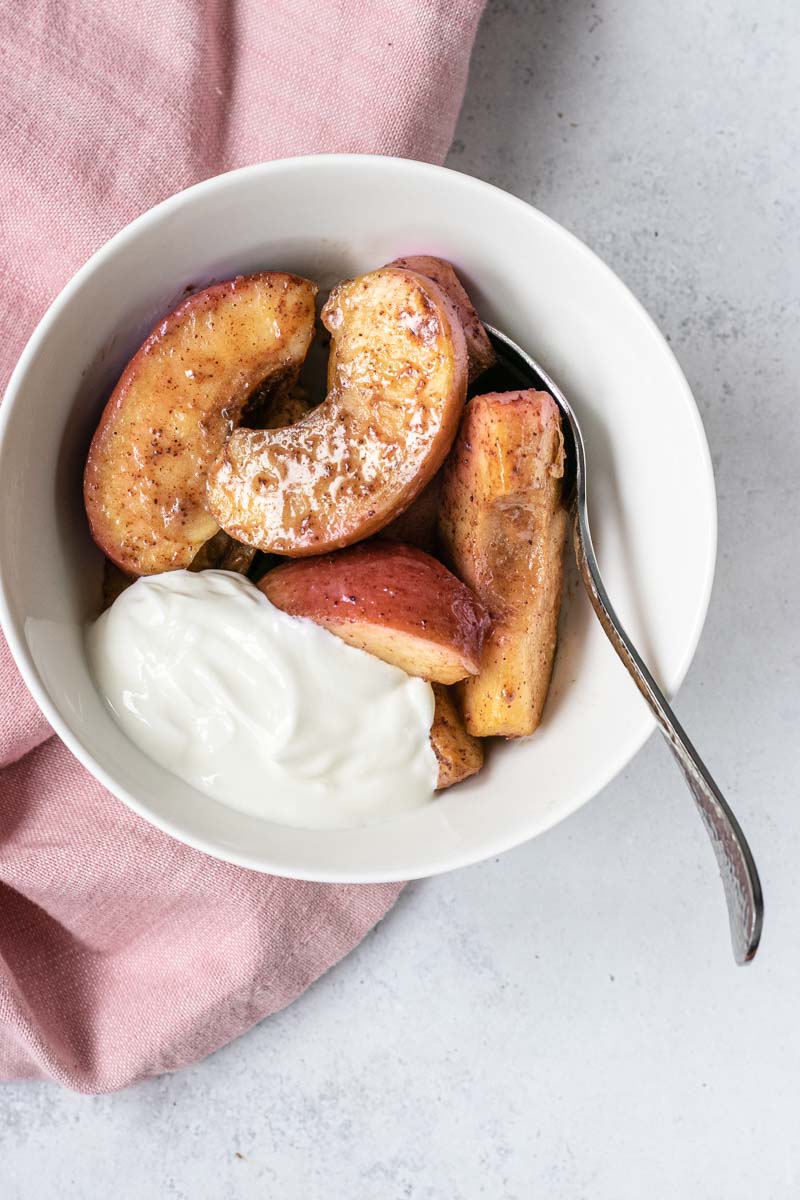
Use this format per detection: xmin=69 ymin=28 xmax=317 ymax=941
xmin=206 ymin=268 xmax=468 ymax=556
xmin=386 ymin=255 xmax=495 ymax=384
xmin=84 ymin=273 xmax=317 ymax=576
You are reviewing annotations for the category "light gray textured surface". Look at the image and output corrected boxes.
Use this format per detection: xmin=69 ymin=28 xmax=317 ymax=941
xmin=2 ymin=1 xmax=799 ymax=1196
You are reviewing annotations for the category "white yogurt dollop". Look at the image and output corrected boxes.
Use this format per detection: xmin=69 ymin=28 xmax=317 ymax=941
xmin=87 ymin=569 xmax=438 ymax=829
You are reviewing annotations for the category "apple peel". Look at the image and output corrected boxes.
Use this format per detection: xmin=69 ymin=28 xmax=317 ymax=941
xmin=259 ymin=540 xmax=490 ymax=685
xmin=84 ymin=273 xmax=317 ymax=575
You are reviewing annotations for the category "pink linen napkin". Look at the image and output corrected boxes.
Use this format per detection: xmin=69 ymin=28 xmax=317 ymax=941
xmin=0 ymin=0 xmax=484 ymax=1093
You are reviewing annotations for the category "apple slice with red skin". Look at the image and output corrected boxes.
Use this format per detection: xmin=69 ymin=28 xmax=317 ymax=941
xmin=386 ymin=255 xmax=495 ymax=384
xmin=84 ymin=272 xmax=317 ymax=575
xmin=259 ymin=541 xmax=490 ymax=685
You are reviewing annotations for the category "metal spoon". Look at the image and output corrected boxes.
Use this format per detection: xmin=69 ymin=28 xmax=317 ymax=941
xmin=482 ymin=323 xmax=763 ymax=964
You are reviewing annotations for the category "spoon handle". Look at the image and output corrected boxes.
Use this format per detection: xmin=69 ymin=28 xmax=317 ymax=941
xmin=573 ymin=511 xmax=763 ymax=964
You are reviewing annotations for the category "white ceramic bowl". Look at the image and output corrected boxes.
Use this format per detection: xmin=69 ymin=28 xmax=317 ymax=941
xmin=0 ymin=155 xmax=716 ymax=881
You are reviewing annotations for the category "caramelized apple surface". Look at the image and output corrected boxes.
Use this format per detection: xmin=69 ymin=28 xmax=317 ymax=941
xmin=84 ymin=273 xmax=317 ymax=575
xmin=440 ymin=389 xmax=569 ymax=738
xmin=430 ymin=684 xmax=485 ymax=789
xmin=387 ymin=255 xmax=495 ymax=383
xmin=206 ymin=267 xmax=468 ymax=556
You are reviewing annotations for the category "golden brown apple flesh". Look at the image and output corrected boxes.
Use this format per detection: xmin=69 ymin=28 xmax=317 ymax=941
xmin=206 ymin=267 xmax=468 ymax=557
xmin=387 ymin=255 xmax=495 ymax=383
xmin=259 ymin=541 xmax=489 ymax=685
xmin=380 ymin=256 xmax=496 ymax=551
xmin=84 ymin=273 xmax=317 ymax=575
xmin=430 ymin=684 xmax=485 ymax=789
xmin=440 ymin=390 xmax=568 ymax=737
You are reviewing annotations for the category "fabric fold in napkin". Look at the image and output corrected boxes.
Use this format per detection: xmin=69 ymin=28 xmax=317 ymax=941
xmin=0 ymin=0 xmax=484 ymax=1093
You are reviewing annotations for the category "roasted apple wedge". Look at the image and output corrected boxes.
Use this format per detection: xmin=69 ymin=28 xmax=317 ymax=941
xmin=207 ymin=267 xmax=468 ymax=556
xmin=259 ymin=541 xmax=489 ymax=685
xmin=439 ymin=389 xmax=569 ymax=738
xmin=387 ymin=255 xmax=495 ymax=383
xmin=430 ymin=684 xmax=485 ymax=789
xmin=380 ymin=250 xmax=500 ymax=554
xmin=84 ymin=273 xmax=317 ymax=575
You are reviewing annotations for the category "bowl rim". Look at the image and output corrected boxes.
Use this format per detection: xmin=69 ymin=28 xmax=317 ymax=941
xmin=0 ymin=153 xmax=717 ymax=880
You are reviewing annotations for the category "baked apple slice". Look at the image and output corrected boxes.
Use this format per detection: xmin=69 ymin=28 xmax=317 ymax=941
xmin=430 ymin=684 xmax=485 ymax=788
xmin=84 ymin=273 xmax=317 ymax=575
xmin=259 ymin=541 xmax=489 ymax=685
xmin=378 ymin=256 xmax=496 ymax=552
xmin=387 ymin=255 xmax=495 ymax=383
xmin=439 ymin=390 xmax=569 ymax=737
xmin=206 ymin=267 xmax=468 ymax=556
